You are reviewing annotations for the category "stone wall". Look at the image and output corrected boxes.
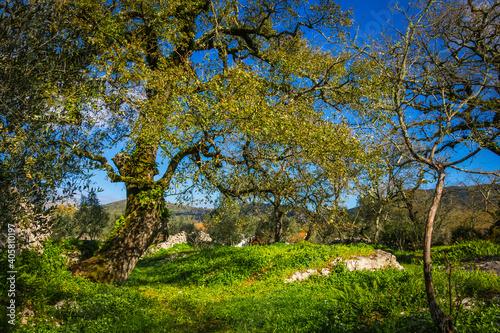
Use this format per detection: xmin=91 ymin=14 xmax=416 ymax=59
xmin=142 ymin=230 xmax=212 ymax=257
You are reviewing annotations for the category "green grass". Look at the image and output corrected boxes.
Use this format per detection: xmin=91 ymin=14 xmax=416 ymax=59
xmin=2 ymin=241 xmax=500 ymax=332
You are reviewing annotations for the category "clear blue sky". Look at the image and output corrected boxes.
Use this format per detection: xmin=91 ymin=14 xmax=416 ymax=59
xmin=89 ymin=0 xmax=499 ymax=208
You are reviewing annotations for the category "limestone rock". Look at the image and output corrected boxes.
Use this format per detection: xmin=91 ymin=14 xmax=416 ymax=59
xmin=19 ymin=307 xmax=35 ymax=326
xmin=332 ymin=250 xmax=404 ymax=272
xmin=54 ymin=300 xmax=78 ymax=310
xmin=463 ymin=256 xmax=500 ymax=275
xmin=285 ymin=250 xmax=404 ymax=283
xmin=142 ymin=230 xmax=212 ymax=257
xmin=285 ymin=269 xmax=324 ymax=283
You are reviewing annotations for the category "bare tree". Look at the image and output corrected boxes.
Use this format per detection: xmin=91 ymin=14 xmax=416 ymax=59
xmin=359 ymin=1 xmax=500 ymax=331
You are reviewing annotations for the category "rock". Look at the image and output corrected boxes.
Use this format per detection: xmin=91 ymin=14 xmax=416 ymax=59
xmin=463 ymin=256 xmax=500 ymax=275
xmin=234 ymin=237 xmax=251 ymax=247
xmin=19 ymin=307 xmax=35 ymax=325
xmin=332 ymin=250 xmax=404 ymax=272
xmin=460 ymin=298 xmax=475 ymax=311
xmin=142 ymin=230 xmax=213 ymax=257
xmin=54 ymin=300 xmax=78 ymax=310
xmin=285 ymin=250 xmax=404 ymax=283
xmin=285 ymin=269 xmax=319 ymax=283
xmin=62 ymin=250 xmax=82 ymax=263
xmin=143 ymin=232 xmax=188 ymax=256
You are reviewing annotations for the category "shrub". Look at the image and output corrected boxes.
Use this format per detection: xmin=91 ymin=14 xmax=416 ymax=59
xmin=451 ymin=225 xmax=482 ymax=243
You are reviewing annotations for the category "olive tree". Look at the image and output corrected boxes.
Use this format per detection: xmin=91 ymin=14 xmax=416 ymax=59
xmin=0 ymin=0 xmax=98 ymax=247
xmin=30 ymin=0 xmax=359 ymax=284
xmin=200 ymin=130 xmax=364 ymax=244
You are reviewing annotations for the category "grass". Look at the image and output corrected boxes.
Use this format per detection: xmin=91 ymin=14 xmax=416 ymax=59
xmin=1 ymin=241 xmax=500 ymax=332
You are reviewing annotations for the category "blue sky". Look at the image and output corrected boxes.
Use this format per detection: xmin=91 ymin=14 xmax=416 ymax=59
xmin=88 ymin=0 xmax=500 ymax=208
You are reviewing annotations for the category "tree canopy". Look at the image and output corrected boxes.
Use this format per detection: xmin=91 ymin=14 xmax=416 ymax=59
xmin=27 ymin=0 xmax=365 ymax=283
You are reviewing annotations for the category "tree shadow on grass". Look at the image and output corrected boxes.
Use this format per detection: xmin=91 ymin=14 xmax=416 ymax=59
xmin=128 ymin=247 xmax=267 ymax=287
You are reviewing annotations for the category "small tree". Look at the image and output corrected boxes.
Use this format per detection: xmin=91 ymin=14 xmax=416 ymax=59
xmin=200 ymin=128 xmax=364 ymax=244
xmin=74 ymin=192 xmax=109 ymax=241
xmin=51 ymin=204 xmax=78 ymax=239
xmin=204 ymin=197 xmax=257 ymax=246
xmin=360 ymin=1 xmax=500 ymax=331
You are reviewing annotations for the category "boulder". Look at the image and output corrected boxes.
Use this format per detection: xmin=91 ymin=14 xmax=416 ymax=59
xmin=285 ymin=250 xmax=403 ymax=283
xmin=332 ymin=250 xmax=404 ymax=272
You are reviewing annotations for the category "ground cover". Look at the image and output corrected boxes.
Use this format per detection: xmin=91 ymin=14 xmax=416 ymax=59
xmin=1 ymin=241 xmax=499 ymax=332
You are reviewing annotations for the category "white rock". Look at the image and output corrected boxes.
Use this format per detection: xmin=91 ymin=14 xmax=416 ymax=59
xmin=334 ymin=250 xmax=404 ymax=272
xmin=285 ymin=250 xmax=404 ymax=283
xmin=54 ymin=300 xmax=78 ymax=310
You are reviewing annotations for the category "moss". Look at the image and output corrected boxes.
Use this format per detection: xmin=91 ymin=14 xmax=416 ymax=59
xmin=99 ymin=215 xmax=128 ymax=254
xmin=68 ymin=255 xmax=117 ymax=284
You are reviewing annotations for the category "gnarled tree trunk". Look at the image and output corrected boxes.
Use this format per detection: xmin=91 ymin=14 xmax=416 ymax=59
xmin=69 ymin=147 xmax=169 ymax=284
xmin=69 ymin=196 xmax=166 ymax=284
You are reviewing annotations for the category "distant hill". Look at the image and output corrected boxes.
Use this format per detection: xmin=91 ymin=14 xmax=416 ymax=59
xmin=104 ymin=200 xmax=211 ymax=222
xmin=415 ymin=184 xmax=500 ymax=207
xmin=350 ymin=184 xmax=499 ymax=208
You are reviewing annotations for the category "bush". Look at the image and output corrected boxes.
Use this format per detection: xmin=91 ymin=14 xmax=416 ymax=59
xmin=452 ymin=225 xmax=482 ymax=243
xmin=55 ymin=238 xmax=101 ymax=260
xmin=488 ymin=219 xmax=500 ymax=244
xmin=432 ymin=240 xmax=500 ymax=264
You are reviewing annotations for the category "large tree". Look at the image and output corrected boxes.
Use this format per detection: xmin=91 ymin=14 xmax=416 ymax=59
xmin=45 ymin=0 xmax=358 ymax=284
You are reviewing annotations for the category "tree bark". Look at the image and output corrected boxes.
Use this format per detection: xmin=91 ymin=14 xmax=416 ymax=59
xmin=274 ymin=207 xmax=284 ymax=243
xmin=69 ymin=195 xmax=166 ymax=284
xmin=69 ymin=146 xmax=168 ymax=284
xmin=374 ymin=205 xmax=384 ymax=244
xmin=424 ymin=169 xmax=454 ymax=333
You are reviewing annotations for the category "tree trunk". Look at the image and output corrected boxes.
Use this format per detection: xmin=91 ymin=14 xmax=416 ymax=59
xmin=374 ymin=205 xmax=384 ymax=244
xmin=274 ymin=208 xmax=284 ymax=243
xmin=424 ymin=170 xmax=454 ymax=333
xmin=69 ymin=147 xmax=169 ymax=284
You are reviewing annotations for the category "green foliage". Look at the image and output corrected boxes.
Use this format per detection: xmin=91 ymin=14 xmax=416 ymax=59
xmin=168 ymin=216 xmax=197 ymax=235
xmin=3 ymin=246 xmax=163 ymax=332
xmin=50 ymin=205 xmax=78 ymax=239
xmin=451 ymin=225 xmax=483 ymax=244
xmin=54 ymin=238 xmax=101 ymax=261
xmin=431 ymin=241 xmax=500 ymax=265
xmin=455 ymin=301 xmax=500 ymax=332
xmin=99 ymin=215 xmax=127 ymax=252
xmin=205 ymin=197 xmax=258 ymax=245
xmin=73 ymin=191 xmax=109 ymax=241
xmin=5 ymin=240 xmax=500 ymax=332
xmin=488 ymin=219 xmax=500 ymax=244
xmin=0 ymin=0 xmax=99 ymax=236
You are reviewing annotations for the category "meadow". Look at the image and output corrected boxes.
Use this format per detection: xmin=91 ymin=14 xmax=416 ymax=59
xmin=2 ymin=240 xmax=500 ymax=332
